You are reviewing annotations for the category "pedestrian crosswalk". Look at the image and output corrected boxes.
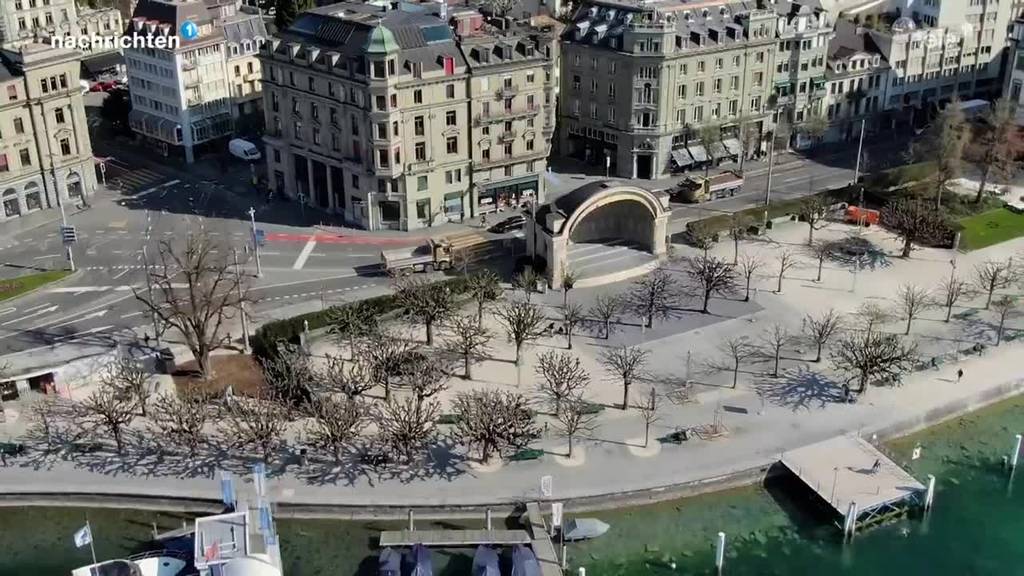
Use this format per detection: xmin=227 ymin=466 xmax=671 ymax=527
xmin=105 ymin=166 xmax=172 ymax=195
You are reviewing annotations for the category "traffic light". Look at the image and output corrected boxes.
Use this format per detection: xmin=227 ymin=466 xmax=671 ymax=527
xmin=60 ymin=225 xmax=77 ymax=244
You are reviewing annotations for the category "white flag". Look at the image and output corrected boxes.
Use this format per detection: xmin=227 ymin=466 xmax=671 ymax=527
xmin=73 ymin=524 xmax=92 ymax=548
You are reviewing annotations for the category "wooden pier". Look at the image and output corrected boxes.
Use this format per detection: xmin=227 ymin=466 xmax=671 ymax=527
xmin=780 ymin=435 xmax=926 ymax=535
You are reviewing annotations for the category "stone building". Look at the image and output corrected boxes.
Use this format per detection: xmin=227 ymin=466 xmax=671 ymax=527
xmin=0 ymin=43 xmax=97 ymax=222
xmin=822 ymin=19 xmax=890 ymax=143
xmin=124 ymin=0 xmax=265 ymax=163
xmin=558 ymin=0 xmax=832 ymax=180
xmin=0 ymin=0 xmax=123 ymax=74
xmin=259 ymin=1 xmax=557 ymax=230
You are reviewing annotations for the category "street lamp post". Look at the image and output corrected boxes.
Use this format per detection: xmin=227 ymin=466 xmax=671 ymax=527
xmin=247 ymin=206 xmax=263 ymax=277
xmin=233 ymin=248 xmax=251 ymax=354
xmin=763 ymin=133 xmax=777 ymax=226
xmin=142 ymin=244 xmax=160 ymax=347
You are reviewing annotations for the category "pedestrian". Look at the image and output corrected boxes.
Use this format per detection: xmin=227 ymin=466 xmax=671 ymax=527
xmin=0 ymin=449 xmax=6 ymax=467
xmin=957 ymin=368 xmax=964 ymax=384
xmin=144 ymin=333 xmax=150 ymax=347
xmin=871 ymin=458 xmax=881 ymax=474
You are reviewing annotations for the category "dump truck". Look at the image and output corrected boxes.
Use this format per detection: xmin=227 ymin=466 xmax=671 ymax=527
xmin=381 ymin=238 xmax=454 ymax=275
xmin=672 ymin=170 xmax=744 ymax=203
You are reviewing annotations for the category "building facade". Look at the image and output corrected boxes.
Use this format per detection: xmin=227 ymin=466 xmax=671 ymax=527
xmin=0 ymin=43 xmax=97 ymax=222
xmin=822 ymin=19 xmax=890 ymax=142
xmin=260 ymin=2 xmax=557 ymax=231
xmin=124 ymin=0 xmax=265 ymax=163
xmin=0 ymin=0 xmax=123 ymax=70
xmin=1004 ymin=18 xmax=1024 ymax=113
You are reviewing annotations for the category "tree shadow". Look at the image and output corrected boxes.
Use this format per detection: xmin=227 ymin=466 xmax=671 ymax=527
xmin=752 ymin=365 xmax=845 ymax=412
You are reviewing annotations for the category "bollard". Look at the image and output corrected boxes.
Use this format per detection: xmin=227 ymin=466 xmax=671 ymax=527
xmin=1012 ymin=434 xmax=1022 ymax=470
xmin=925 ymin=475 xmax=936 ymax=510
xmin=485 ymin=508 xmax=492 ymax=530
xmin=578 ymin=568 xmax=586 ymax=576
xmin=408 ymin=509 xmax=414 ymax=531
xmin=715 ymin=532 xmax=725 ymax=575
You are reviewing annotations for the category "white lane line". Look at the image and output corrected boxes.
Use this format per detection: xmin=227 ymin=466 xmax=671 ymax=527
xmin=54 ymin=324 xmax=115 ymax=342
xmin=135 ymin=179 xmax=181 ymax=198
xmin=46 ymin=309 xmax=109 ymax=329
xmin=24 ymin=303 xmax=54 ymax=313
xmin=0 ymin=307 xmax=16 ymax=317
xmin=0 ymin=305 xmax=58 ymax=326
xmin=121 ymin=311 xmax=143 ymax=319
xmin=112 ymin=268 xmax=132 ymax=280
xmin=32 ymin=254 xmax=61 ymax=260
xmin=292 ymin=238 xmax=317 ymax=270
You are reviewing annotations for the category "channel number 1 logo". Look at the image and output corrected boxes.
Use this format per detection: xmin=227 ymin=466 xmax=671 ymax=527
xmin=180 ymin=20 xmax=199 ymax=41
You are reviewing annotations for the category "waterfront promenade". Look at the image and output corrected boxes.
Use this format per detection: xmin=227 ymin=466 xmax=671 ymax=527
xmin=1 ymin=225 xmax=1023 ymax=509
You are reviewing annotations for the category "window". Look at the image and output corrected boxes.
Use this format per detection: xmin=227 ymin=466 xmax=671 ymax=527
xmin=589 ymin=102 xmax=597 ymax=118
xmin=413 ymin=89 xmax=423 ymax=104
xmin=590 ymin=78 xmax=597 ymax=93
xmin=19 ymin=148 xmax=31 ymax=166
xmin=416 ymin=199 xmax=430 ymax=220
xmin=446 ymin=84 xmax=455 ymax=99
xmin=377 ymin=148 xmax=390 ymax=168
xmin=308 ymin=76 xmax=315 ymax=91
xmin=415 ymin=142 xmax=426 ymax=161
xmin=526 ymin=138 xmax=535 ymax=151
xmin=446 ymin=110 xmax=457 ymax=126
xmin=54 ymin=108 xmax=65 ymax=124
xmin=607 ymin=107 xmax=616 ymax=122
xmin=608 ymin=61 xmax=616 ymax=74
xmin=351 ymin=174 xmax=360 ymax=189
xmin=0 ymin=154 xmax=7 ymax=172
xmin=417 ymin=175 xmax=428 ymax=191
xmin=376 ymin=122 xmax=387 ymax=139
xmin=414 ymin=116 xmax=424 ymax=136
xmin=446 ymin=136 xmax=458 ymax=154
xmin=504 ymin=143 xmax=513 ymax=156
xmin=293 ymin=121 xmax=303 ymax=140
xmin=715 ymin=58 xmax=723 ymax=70
xmin=572 ymin=75 xmax=581 ymax=90
xmin=730 ymin=76 xmax=739 ymax=91
xmin=695 ymin=81 xmax=704 ymax=97
xmin=482 ymin=148 xmax=491 ymax=161
xmin=6 ymin=86 xmax=15 ymax=101
xmin=40 ymin=79 xmax=48 ymax=94
xmin=313 ymin=129 xmax=321 ymax=145
xmin=13 ymin=117 xmax=24 ymax=134
xmin=526 ymin=72 xmax=535 ymax=84
xmin=697 ymin=60 xmax=705 ymax=73
xmin=713 ymin=78 xmax=722 ymax=94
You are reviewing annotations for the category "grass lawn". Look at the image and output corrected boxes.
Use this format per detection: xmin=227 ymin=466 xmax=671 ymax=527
xmin=0 ymin=270 xmax=71 ymax=302
xmin=957 ymin=207 xmax=1024 ymax=251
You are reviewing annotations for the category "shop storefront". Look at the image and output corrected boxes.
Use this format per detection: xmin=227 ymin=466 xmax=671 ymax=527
xmin=478 ymin=176 xmax=538 ymax=214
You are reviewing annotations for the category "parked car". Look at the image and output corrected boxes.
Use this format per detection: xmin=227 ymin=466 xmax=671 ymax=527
xmin=89 ymin=80 xmax=117 ymax=92
xmin=229 ymin=138 xmax=262 ymax=161
xmin=488 ymin=214 xmax=526 ymax=233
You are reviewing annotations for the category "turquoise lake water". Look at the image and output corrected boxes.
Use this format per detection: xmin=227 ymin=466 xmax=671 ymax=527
xmin=2 ymin=395 xmax=1023 ymax=575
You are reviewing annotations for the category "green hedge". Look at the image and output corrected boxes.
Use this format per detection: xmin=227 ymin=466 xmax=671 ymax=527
xmin=685 ymin=185 xmax=856 ymax=236
xmin=862 ymin=161 xmax=936 ymax=190
xmin=251 ymin=274 xmax=474 ymax=360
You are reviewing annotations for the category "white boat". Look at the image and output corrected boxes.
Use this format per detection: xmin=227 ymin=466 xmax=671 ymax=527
xmin=71 ymin=550 xmax=191 ymax=576
xmin=560 ymin=518 xmax=610 ymax=541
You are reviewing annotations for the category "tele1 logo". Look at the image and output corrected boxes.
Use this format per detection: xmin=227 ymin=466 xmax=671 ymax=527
xmin=180 ymin=20 xmax=199 ymax=40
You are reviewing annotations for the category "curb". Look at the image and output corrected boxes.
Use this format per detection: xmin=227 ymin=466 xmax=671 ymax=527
xmin=0 ymin=269 xmax=82 ymax=305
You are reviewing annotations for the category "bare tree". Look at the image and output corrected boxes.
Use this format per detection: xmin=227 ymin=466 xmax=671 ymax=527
xmin=149 ymin=391 xmax=211 ymax=457
xmin=627 ymin=268 xmax=681 ymax=327
xmin=831 ymin=332 xmax=918 ymax=397
xmin=717 ymin=336 xmax=756 ymax=388
xmin=635 ymin=387 xmax=661 ymax=448
xmin=328 ymin=301 xmax=378 ymax=358
xmin=397 ymin=354 xmax=451 ymax=408
xmin=728 ymin=214 xmax=751 ymax=264
xmin=881 ymin=197 xmax=947 ymax=258
xmin=221 ymin=392 xmax=289 ymax=463
xmin=100 ymin=356 xmax=151 ymax=417
xmin=317 ymin=354 xmax=373 ymax=399
xmin=535 ymin=350 xmax=590 ymax=415
xmin=133 ymin=233 xmax=251 ymax=378
xmin=587 ymin=293 xmax=622 ymax=339
xmin=259 ymin=343 xmax=316 ymax=405
xmin=512 ymin=268 xmax=541 ymax=302
xmin=562 ymin=302 xmax=585 ymax=350
xmin=376 ymin=396 xmax=439 ymax=462
xmin=856 ymin=301 xmax=892 ymax=337
xmin=464 ymin=270 xmax=502 ymax=325
xmin=737 ymin=253 xmax=763 ymax=302
xmin=686 ymin=221 xmax=717 ymax=256
xmin=937 ymin=274 xmax=973 ymax=322
xmin=803 ymin=308 xmax=843 ymax=362
xmin=495 ymin=300 xmax=546 ymax=365
xmin=444 ymin=314 xmax=492 ymax=380
xmin=798 ymin=195 xmax=830 ymax=245
xmin=992 ymin=295 xmax=1018 ymax=346
xmin=975 ymin=259 xmax=1014 ymax=309
xmin=968 ymin=99 xmax=1021 ymax=203
xmin=911 ymin=102 xmax=967 ymax=208
xmin=79 ymin=385 xmax=137 ymax=454
xmin=304 ymin=396 xmax=365 ymax=462
xmin=25 ymin=395 xmax=72 ymax=448
xmin=809 ymin=241 xmax=830 ymax=283
xmin=394 ymin=276 xmax=457 ymax=346
xmin=555 ymin=397 xmax=598 ymax=459
xmin=561 ymin=269 xmax=578 ymax=308
xmin=600 ymin=345 xmax=650 ymax=409
xmin=775 ymin=250 xmax=798 ymax=293
xmin=683 ymin=255 xmax=737 ymax=314
xmin=452 ymin=389 xmax=538 ymax=462
xmin=896 ymin=284 xmax=934 ymax=335
xmin=760 ymin=324 xmax=791 ymax=378
xmin=362 ymin=329 xmax=419 ymax=403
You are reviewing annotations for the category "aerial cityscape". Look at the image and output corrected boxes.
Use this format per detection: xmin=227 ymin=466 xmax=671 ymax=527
xmin=1 ymin=0 xmax=1024 ymax=572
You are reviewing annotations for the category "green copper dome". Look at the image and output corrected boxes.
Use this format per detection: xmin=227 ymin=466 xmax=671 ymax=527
xmin=365 ymin=26 xmax=399 ymax=54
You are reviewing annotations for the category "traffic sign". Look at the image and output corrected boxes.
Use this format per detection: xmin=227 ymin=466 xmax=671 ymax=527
xmin=60 ymin=225 xmax=77 ymax=244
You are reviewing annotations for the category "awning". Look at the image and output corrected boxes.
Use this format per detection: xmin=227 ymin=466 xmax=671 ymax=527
xmin=708 ymin=141 xmax=728 ymax=160
xmin=723 ymin=138 xmax=742 ymax=156
xmin=671 ymin=149 xmax=693 ymax=167
xmin=81 ymin=52 xmax=124 ymax=76
xmin=687 ymin=144 xmax=709 ymax=163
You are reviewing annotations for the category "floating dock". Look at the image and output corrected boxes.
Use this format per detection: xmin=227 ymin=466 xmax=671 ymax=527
xmin=780 ymin=435 xmax=926 ymax=534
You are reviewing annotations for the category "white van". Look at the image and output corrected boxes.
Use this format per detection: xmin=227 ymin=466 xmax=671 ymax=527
xmin=229 ymin=138 xmax=261 ymax=161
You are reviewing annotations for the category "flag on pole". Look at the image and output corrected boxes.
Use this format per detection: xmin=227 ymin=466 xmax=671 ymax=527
xmin=73 ymin=524 xmax=92 ymax=548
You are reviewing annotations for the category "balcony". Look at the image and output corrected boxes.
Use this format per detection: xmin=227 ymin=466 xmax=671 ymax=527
xmin=184 ymin=77 xmax=201 ymax=88
xmin=496 ymin=84 xmax=519 ymax=98
xmin=406 ymin=158 xmax=435 ymax=173
xmin=473 ymin=105 xmax=540 ymax=125
xmin=244 ymin=72 xmax=260 ymax=82
xmin=499 ymin=129 xmax=517 ymax=143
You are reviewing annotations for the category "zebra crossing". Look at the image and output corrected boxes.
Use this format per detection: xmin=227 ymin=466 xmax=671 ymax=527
xmin=105 ymin=165 xmax=172 ymax=195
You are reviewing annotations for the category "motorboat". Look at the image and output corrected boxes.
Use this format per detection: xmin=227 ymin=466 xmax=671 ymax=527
xmin=379 ymin=547 xmax=401 ymax=576
xmin=510 ymin=545 xmax=540 ymax=576
xmin=407 ymin=544 xmax=433 ymax=576
xmin=71 ymin=550 xmax=192 ymax=576
xmin=560 ymin=518 xmax=610 ymax=541
xmin=472 ymin=546 xmax=499 ymax=576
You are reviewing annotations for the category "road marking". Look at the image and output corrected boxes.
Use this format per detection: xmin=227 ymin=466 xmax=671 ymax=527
xmin=0 ymin=307 xmax=16 ymax=317
xmin=1 ymin=305 xmax=59 ymax=326
xmin=292 ymin=238 xmax=317 ymax=270
xmin=23 ymin=303 xmax=54 ymax=313
xmin=111 ymin=268 xmax=133 ymax=280
xmin=260 ymin=251 xmax=281 ymax=256
xmin=55 ymin=324 xmax=115 ymax=342
xmin=32 ymin=254 xmax=61 ymax=260
xmin=121 ymin=311 xmax=143 ymax=319
xmin=46 ymin=309 xmax=109 ymax=329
